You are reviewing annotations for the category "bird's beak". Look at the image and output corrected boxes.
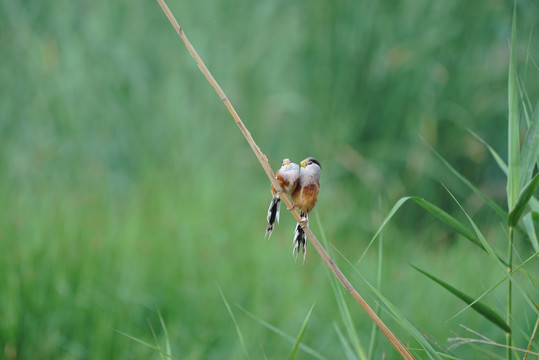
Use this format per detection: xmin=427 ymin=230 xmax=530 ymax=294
xmin=284 ymin=160 xmax=290 ymax=165
xmin=300 ymin=160 xmax=306 ymax=168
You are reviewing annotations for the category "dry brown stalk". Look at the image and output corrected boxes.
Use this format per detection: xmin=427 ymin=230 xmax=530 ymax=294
xmin=155 ymin=1 xmax=414 ymax=358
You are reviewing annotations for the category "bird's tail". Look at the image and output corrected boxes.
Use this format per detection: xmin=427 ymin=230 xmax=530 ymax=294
xmin=293 ymin=221 xmax=306 ymax=264
xmin=265 ymin=196 xmax=281 ymax=239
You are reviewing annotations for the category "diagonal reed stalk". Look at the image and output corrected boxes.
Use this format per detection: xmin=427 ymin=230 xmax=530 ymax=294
xmin=155 ymin=1 xmax=414 ymax=358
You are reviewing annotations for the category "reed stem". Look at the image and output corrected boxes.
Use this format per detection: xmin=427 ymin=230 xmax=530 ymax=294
xmin=507 ymin=226 xmax=514 ymax=360
xmin=155 ymin=1 xmax=414 ymax=358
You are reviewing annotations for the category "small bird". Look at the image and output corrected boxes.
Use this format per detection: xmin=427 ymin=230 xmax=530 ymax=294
xmin=265 ymin=158 xmax=300 ymax=239
xmin=291 ymin=157 xmax=321 ymax=262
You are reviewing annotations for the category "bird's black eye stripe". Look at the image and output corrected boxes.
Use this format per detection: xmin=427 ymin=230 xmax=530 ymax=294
xmin=309 ymin=158 xmax=321 ymax=169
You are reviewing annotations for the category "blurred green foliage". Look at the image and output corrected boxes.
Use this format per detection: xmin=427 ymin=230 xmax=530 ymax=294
xmin=1 ymin=0 xmax=538 ymax=358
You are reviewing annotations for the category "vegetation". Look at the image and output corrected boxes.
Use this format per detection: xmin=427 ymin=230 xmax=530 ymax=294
xmin=1 ymin=0 xmax=538 ymax=359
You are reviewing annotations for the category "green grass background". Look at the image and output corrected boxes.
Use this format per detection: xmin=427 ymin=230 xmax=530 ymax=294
xmin=1 ymin=0 xmax=538 ymax=358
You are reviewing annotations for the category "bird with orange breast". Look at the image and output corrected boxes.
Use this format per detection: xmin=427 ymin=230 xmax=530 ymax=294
xmin=265 ymin=158 xmax=300 ymax=239
xmin=291 ymin=157 xmax=321 ymax=262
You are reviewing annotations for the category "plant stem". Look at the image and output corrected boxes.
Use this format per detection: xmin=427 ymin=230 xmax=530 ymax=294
xmin=507 ymin=226 xmax=514 ymax=360
xmin=155 ymin=1 xmax=414 ymax=358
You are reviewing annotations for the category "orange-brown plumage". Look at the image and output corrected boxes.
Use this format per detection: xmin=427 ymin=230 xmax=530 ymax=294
xmin=291 ymin=183 xmax=319 ymax=215
xmin=291 ymin=157 xmax=322 ymax=262
xmin=271 ymin=172 xmax=298 ymax=196
xmin=265 ymin=159 xmax=300 ymax=239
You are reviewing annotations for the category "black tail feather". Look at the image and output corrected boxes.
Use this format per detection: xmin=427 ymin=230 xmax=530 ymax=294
xmin=265 ymin=196 xmax=281 ymax=239
xmin=293 ymin=222 xmax=306 ymax=263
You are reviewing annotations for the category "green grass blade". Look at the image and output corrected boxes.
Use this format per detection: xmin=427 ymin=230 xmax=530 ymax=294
xmin=523 ymin=213 xmax=539 ymax=252
xmin=442 ymin=184 xmax=507 ymax=270
xmin=520 ymin=109 xmax=539 ymax=188
xmin=412 ymin=197 xmax=481 ymax=248
xmin=367 ymin=220 xmax=383 ymax=360
xmin=425 ymin=141 xmax=508 ymax=220
xmin=358 ymin=197 xmax=410 ymax=264
xmin=148 ymin=319 xmax=164 ymax=360
xmin=158 ymin=310 xmax=172 ymax=359
xmin=448 ymin=250 xmax=539 ymax=323
xmin=331 ymin=247 xmax=442 ymax=360
xmin=467 ymin=128 xmax=508 ymax=176
xmin=116 ymin=330 xmax=174 ymax=358
xmin=217 ymin=285 xmax=251 ymax=359
xmin=287 ymin=303 xmax=316 ymax=360
xmin=236 ymin=305 xmax=328 ymax=360
xmin=358 ymin=195 xmax=496 ymax=264
xmin=411 ymin=265 xmax=510 ymax=333
xmin=508 ymin=173 xmax=539 ymax=227
xmin=334 ymin=323 xmax=358 ymax=360
xmin=517 ymin=76 xmax=532 ymax=130
xmin=507 ymin=1 xmax=520 ymax=210
xmin=315 ymin=212 xmax=368 ymax=360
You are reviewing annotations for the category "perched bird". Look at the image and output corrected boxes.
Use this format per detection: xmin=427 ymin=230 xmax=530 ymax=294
xmin=265 ymin=158 xmax=300 ymax=239
xmin=291 ymin=157 xmax=321 ymax=262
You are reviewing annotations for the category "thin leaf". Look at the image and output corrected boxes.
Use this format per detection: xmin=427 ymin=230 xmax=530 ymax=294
xmin=368 ymin=218 xmax=383 ymax=360
xmin=517 ymin=76 xmax=532 ymax=130
xmin=334 ymin=323 xmax=358 ymax=360
xmin=116 ymin=330 xmax=174 ymax=358
xmin=158 ymin=310 xmax=172 ymax=359
xmin=424 ymin=139 xmax=507 ymax=220
xmin=412 ymin=265 xmax=510 ymax=333
xmin=237 ymin=305 xmax=328 ymax=360
xmin=507 ymin=3 xmax=520 ymax=210
xmin=217 ymin=285 xmax=250 ymax=359
xmin=331 ymin=246 xmax=442 ymax=360
xmin=442 ymin=184 xmax=507 ymax=271
xmin=508 ymin=173 xmax=539 ymax=227
xmin=288 ymin=303 xmax=316 ymax=360
xmin=148 ymin=319 xmax=164 ymax=360
xmin=449 ymin=251 xmax=539 ymax=322
xmin=523 ymin=314 xmax=539 ymax=360
xmin=533 ymin=211 xmax=539 ymax=225
xmin=358 ymin=196 xmax=499 ymax=265
xmin=315 ymin=212 xmax=367 ymax=360
xmin=523 ymin=213 xmax=539 ymax=252
xmin=467 ymin=128 xmax=508 ymax=175
xmin=520 ymin=107 xmax=539 ymax=185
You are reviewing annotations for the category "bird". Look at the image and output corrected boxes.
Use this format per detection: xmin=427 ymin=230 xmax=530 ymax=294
xmin=265 ymin=158 xmax=300 ymax=239
xmin=291 ymin=157 xmax=321 ymax=262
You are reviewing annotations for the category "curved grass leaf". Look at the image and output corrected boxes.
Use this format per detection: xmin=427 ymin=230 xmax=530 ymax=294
xmin=116 ymin=330 xmax=174 ymax=359
xmin=533 ymin=211 xmax=539 ymax=224
xmin=331 ymin=246 xmax=442 ymax=360
xmin=358 ymin=196 xmax=491 ymax=265
xmin=411 ymin=265 xmax=511 ymax=334
xmin=288 ymin=303 xmax=316 ymax=360
xmin=517 ymin=76 xmax=533 ymax=130
xmin=442 ymin=184 xmax=507 ymax=270
xmin=236 ymin=305 xmax=327 ymax=360
xmin=217 ymin=285 xmax=250 ymax=359
xmin=316 ymin=212 xmax=367 ymax=360
xmin=523 ymin=213 xmax=539 ymax=251
xmin=467 ymin=128 xmax=508 ymax=176
xmin=507 ymin=3 xmax=521 ymax=210
xmin=508 ymin=173 xmax=539 ymax=227
xmin=334 ymin=323 xmax=358 ymax=360
xmin=424 ymin=140 xmax=507 ymax=219
xmin=158 ymin=310 xmax=172 ymax=360
xmin=517 ymin=80 xmax=539 ymax=188
xmin=448 ymin=250 xmax=539 ymax=323
xmin=367 ymin=226 xmax=384 ymax=360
